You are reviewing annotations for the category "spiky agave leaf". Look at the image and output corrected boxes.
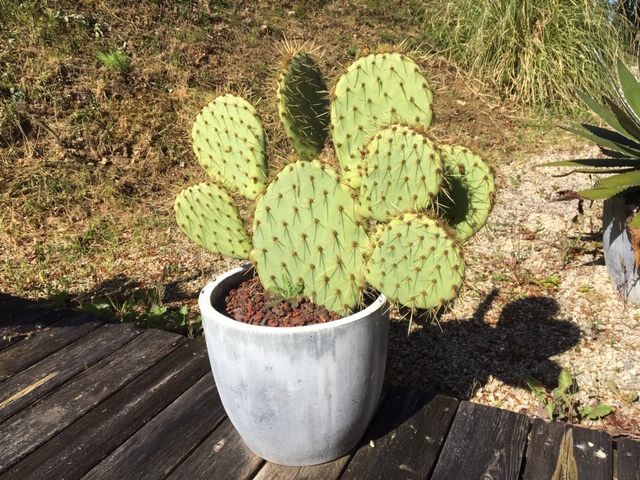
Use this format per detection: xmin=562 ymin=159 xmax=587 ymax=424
xmin=250 ymin=160 xmax=369 ymax=315
xmin=192 ymin=94 xmax=268 ymax=200
xmin=540 ymin=57 xmax=640 ymax=211
xmin=175 ymin=182 xmax=252 ymax=259
xmin=330 ymin=52 xmax=434 ymax=188
xmin=277 ymin=49 xmax=330 ymax=160
xmin=365 ymin=213 xmax=465 ymax=310
xmin=437 ymin=145 xmax=495 ymax=242
xmin=578 ymin=170 xmax=640 ymax=201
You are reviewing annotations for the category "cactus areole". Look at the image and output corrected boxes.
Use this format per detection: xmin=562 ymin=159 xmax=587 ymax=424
xmin=176 ymin=48 xmax=496 ymax=320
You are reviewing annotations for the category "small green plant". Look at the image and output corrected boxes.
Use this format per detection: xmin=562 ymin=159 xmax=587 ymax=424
xmin=608 ymin=379 xmax=640 ymax=405
xmin=525 ymin=368 xmax=613 ymax=422
xmin=76 ymin=290 xmax=200 ymax=337
xmin=175 ymin=46 xmax=496 ymax=317
xmin=97 ymin=49 xmax=131 ymax=74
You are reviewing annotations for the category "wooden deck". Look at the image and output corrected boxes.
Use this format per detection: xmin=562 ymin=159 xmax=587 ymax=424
xmin=1 ymin=293 xmax=639 ymax=480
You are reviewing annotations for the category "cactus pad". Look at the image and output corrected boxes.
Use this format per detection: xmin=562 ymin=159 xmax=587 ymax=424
xmin=438 ymin=145 xmax=495 ymax=242
xmin=192 ymin=94 xmax=268 ymax=200
xmin=365 ymin=214 xmax=465 ymax=310
xmin=330 ymin=53 xmax=434 ymax=188
xmin=277 ymin=52 xmax=330 ymax=160
xmin=175 ymin=182 xmax=252 ymax=259
xmin=251 ymin=160 xmax=368 ymax=315
xmin=360 ymin=124 xmax=443 ymax=222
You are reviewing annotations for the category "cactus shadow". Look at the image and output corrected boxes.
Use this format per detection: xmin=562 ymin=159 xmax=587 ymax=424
xmin=385 ymin=288 xmax=582 ymax=399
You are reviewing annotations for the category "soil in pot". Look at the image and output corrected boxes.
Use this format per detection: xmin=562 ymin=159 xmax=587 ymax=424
xmin=225 ymin=277 xmax=344 ymax=327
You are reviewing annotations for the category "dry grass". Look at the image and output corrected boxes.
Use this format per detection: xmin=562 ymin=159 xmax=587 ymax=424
xmin=0 ymin=0 xmax=569 ymax=333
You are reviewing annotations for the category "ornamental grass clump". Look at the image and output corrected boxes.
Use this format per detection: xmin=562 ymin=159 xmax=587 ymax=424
xmin=424 ymin=0 xmax=633 ymax=114
xmin=175 ymin=46 xmax=496 ymax=317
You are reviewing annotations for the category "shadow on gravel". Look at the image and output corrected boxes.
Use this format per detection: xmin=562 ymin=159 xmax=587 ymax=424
xmin=385 ymin=288 xmax=582 ymax=399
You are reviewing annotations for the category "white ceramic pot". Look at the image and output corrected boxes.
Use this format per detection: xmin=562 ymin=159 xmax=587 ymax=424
xmin=603 ymin=196 xmax=640 ymax=303
xmin=198 ymin=265 xmax=390 ymax=466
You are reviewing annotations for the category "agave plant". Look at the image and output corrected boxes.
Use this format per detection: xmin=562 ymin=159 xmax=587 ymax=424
xmin=542 ymin=57 xmax=640 ymax=226
xmin=175 ymin=47 xmax=496 ymax=316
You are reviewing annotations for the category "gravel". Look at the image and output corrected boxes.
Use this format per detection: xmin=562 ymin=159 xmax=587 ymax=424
xmin=384 ymin=143 xmax=640 ymax=436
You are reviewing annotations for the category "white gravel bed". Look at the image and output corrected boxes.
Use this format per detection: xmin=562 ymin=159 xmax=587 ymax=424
xmin=385 ymin=143 xmax=640 ymax=434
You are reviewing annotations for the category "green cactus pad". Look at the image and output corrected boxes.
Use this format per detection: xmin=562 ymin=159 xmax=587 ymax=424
xmin=437 ymin=145 xmax=495 ymax=242
xmin=277 ymin=52 xmax=330 ymax=160
xmin=175 ymin=182 xmax=252 ymax=259
xmin=365 ymin=214 xmax=465 ymax=310
xmin=331 ymin=53 xmax=434 ymax=188
xmin=192 ymin=94 xmax=268 ymax=200
xmin=360 ymin=124 xmax=443 ymax=222
xmin=251 ymin=160 xmax=368 ymax=315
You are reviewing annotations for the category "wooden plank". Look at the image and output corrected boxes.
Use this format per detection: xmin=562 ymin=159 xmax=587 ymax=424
xmin=0 ymin=304 xmax=75 ymax=351
xmin=0 ymin=297 xmax=37 ymax=317
xmin=341 ymin=385 xmax=459 ymax=480
xmin=0 ymin=312 xmax=105 ymax=382
xmin=253 ymin=457 xmax=350 ymax=480
xmin=618 ymin=437 xmax=640 ymax=480
xmin=571 ymin=425 xmax=613 ymax=480
xmin=166 ymin=417 xmax=264 ymax=480
xmin=0 ymin=322 xmax=140 ymax=423
xmin=82 ymin=374 xmax=226 ymax=480
xmin=2 ymin=340 xmax=209 ymax=480
xmin=431 ymin=401 xmax=530 ymax=480
xmin=0 ymin=328 xmax=184 ymax=473
xmin=522 ymin=418 xmax=569 ymax=480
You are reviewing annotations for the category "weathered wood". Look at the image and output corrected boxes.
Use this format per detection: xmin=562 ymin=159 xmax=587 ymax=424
xmin=618 ymin=437 xmax=640 ymax=480
xmin=431 ymin=401 xmax=530 ymax=480
xmin=0 ymin=322 xmax=140 ymax=423
xmin=82 ymin=374 xmax=226 ymax=480
xmin=342 ymin=386 xmax=458 ymax=480
xmin=571 ymin=425 xmax=613 ymax=480
xmin=0 ymin=312 xmax=105 ymax=382
xmin=253 ymin=456 xmax=351 ymax=480
xmin=2 ymin=340 xmax=208 ymax=480
xmin=0 ymin=297 xmax=37 ymax=317
xmin=0 ymin=328 xmax=183 ymax=473
xmin=0 ymin=304 xmax=75 ymax=351
xmin=167 ymin=418 xmax=264 ymax=479
xmin=522 ymin=418 xmax=569 ymax=480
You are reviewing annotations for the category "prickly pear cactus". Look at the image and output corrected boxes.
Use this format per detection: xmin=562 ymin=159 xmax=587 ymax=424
xmin=175 ymin=182 xmax=252 ymax=259
xmin=359 ymin=124 xmax=443 ymax=222
xmin=365 ymin=214 xmax=465 ymax=310
xmin=437 ymin=145 xmax=495 ymax=242
xmin=192 ymin=94 xmax=268 ymax=200
xmin=251 ymin=160 xmax=369 ymax=315
xmin=177 ymin=47 xmax=496 ymax=318
xmin=277 ymin=51 xmax=330 ymax=160
xmin=331 ymin=53 xmax=434 ymax=188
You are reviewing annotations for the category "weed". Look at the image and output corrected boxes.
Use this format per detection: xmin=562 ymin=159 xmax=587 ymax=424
xmin=97 ymin=48 xmax=131 ymax=74
xmin=77 ymin=288 xmax=201 ymax=337
xmin=608 ymin=379 xmax=640 ymax=405
xmin=492 ymin=273 xmax=510 ymax=282
xmin=525 ymin=368 xmax=613 ymax=422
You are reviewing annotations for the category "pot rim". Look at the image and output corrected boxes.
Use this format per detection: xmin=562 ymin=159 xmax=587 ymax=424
xmin=198 ymin=264 xmax=389 ymax=333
